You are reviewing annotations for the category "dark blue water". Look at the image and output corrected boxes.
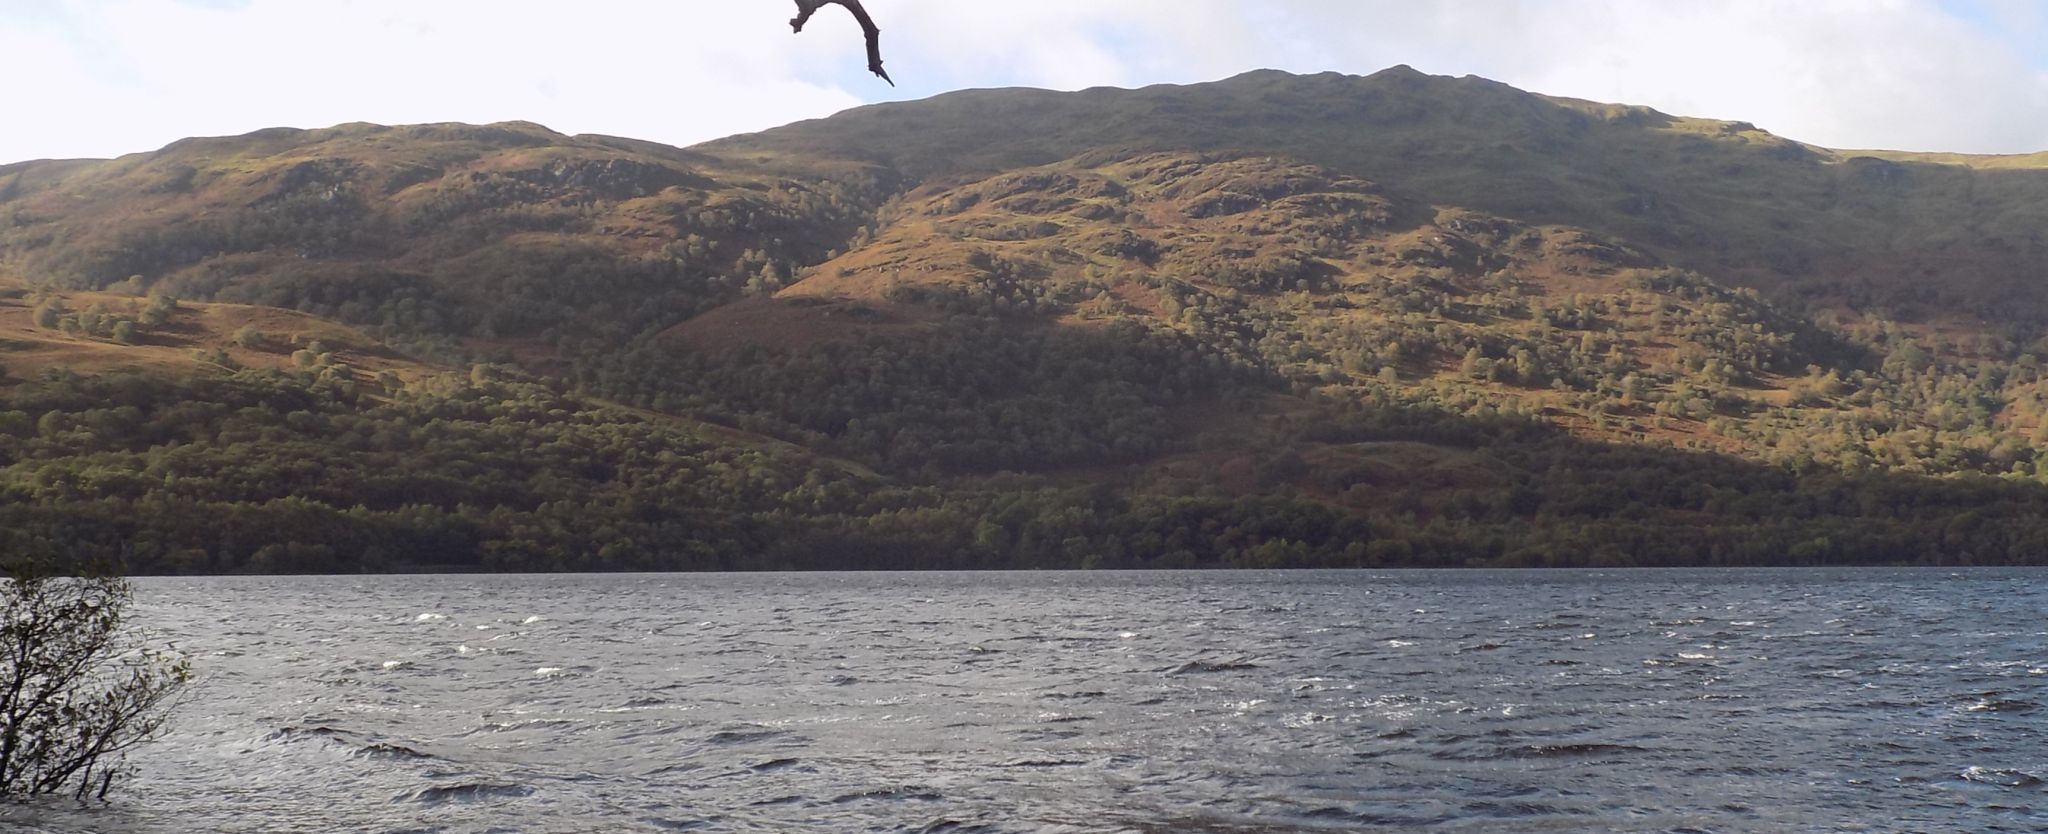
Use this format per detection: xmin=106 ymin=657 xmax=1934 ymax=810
xmin=8 ymin=569 xmax=2045 ymax=833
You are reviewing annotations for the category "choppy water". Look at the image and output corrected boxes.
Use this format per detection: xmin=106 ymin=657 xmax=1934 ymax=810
xmin=7 ymin=569 xmax=2047 ymax=833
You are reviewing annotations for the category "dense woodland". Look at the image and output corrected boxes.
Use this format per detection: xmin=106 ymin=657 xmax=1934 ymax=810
xmin=5 ymin=348 xmax=2048 ymax=573
xmin=7 ymin=71 xmax=2048 ymax=572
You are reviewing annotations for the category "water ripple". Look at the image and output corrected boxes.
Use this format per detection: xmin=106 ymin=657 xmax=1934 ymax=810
xmin=4 ymin=568 xmax=2044 ymax=833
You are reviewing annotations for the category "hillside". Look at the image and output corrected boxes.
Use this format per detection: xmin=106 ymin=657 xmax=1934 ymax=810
xmin=0 ymin=275 xmax=928 ymax=573
xmin=709 ymin=67 xmax=2048 ymax=329
xmin=0 ymin=121 xmax=891 ymax=359
xmin=7 ymin=68 xmax=2048 ymax=572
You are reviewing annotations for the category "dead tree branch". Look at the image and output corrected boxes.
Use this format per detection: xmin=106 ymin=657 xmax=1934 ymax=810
xmin=791 ymin=0 xmax=894 ymax=86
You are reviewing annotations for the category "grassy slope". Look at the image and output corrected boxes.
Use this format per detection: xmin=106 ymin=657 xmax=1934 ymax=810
xmin=9 ymin=67 xmax=2046 ymax=339
xmin=685 ymin=149 xmax=1777 ymax=452
xmin=705 ymin=67 xmax=2048 ymax=328
xmin=0 ymin=279 xmax=414 ymax=381
xmin=0 ymin=121 xmax=890 ymax=355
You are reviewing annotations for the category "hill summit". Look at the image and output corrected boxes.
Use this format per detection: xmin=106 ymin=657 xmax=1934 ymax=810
xmin=710 ymin=65 xmax=2048 ymax=327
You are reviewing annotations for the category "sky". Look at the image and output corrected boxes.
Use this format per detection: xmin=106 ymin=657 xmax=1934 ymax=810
xmin=3 ymin=0 xmax=2046 ymax=164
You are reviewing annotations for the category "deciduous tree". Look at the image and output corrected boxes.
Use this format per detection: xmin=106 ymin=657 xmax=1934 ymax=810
xmin=0 ymin=565 xmax=188 ymax=800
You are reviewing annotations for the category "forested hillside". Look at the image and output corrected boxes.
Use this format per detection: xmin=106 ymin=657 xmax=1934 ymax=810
xmin=5 ymin=67 xmax=2048 ymax=572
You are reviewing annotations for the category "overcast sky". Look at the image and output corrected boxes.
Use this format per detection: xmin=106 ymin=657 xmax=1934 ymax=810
xmin=4 ymin=0 xmax=2046 ymax=164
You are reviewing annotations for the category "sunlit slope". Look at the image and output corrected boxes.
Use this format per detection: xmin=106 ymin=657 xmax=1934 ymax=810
xmin=707 ymin=66 xmax=2048 ymax=325
xmin=668 ymin=149 xmax=1919 ymax=467
xmin=0 ymin=277 xmax=425 ymax=382
xmin=7 ymin=67 xmax=2046 ymax=343
xmin=0 ymin=121 xmax=889 ymax=345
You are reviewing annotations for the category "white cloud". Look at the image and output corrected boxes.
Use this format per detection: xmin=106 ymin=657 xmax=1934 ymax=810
xmin=2 ymin=0 xmax=2045 ymax=163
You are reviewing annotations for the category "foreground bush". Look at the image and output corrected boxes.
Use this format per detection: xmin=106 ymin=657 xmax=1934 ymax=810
xmin=0 ymin=566 xmax=187 ymax=800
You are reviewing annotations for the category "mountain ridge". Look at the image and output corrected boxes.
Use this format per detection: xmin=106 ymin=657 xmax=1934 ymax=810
xmin=8 ymin=67 xmax=2048 ymax=572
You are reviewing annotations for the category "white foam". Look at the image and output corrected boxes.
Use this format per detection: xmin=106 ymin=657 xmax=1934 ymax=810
xmin=1961 ymin=765 xmax=2043 ymax=787
xmin=1118 ymin=631 xmax=1139 ymax=639
xmin=521 ymin=616 xmax=546 ymax=625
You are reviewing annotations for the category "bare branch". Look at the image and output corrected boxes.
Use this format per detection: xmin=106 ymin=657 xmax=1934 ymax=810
xmin=791 ymin=0 xmax=894 ymax=86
